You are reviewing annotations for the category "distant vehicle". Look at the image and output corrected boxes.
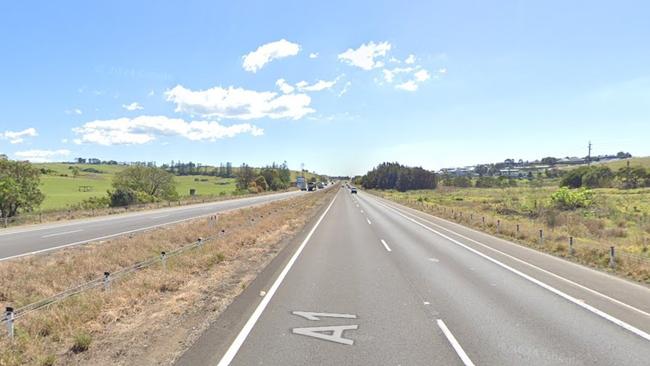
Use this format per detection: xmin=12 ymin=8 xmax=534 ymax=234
xmin=350 ymin=187 xmax=357 ymax=194
xmin=317 ymin=182 xmax=325 ymax=189
xmin=308 ymin=182 xmax=317 ymax=191
xmin=296 ymin=176 xmax=307 ymax=191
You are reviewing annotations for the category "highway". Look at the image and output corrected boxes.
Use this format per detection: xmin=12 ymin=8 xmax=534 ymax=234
xmin=177 ymin=187 xmax=650 ymax=365
xmin=0 ymin=190 xmax=304 ymax=261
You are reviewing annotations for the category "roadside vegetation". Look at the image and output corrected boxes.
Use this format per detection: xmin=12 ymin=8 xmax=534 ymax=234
xmin=0 ymin=187 xmax=336 ymax=366
xmin=361 ymin=161 xmax=650 ymax=283
xmin=0 ymin=158 xmax=328 ymax=227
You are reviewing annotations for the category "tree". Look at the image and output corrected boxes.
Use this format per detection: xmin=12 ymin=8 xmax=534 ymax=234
xmin=0 ymin=160 xmax=44 ymax=225
xmin=109 ymin=188 xmax=137 ymax=207
xmin=237 ymin=163 xmax=255 ymax=190
xmin=360 ymin=162 xmax=436 ymax=191
xmin=112 ymin=166 xmax=177 ymax=201
xmin=541 ymin=157 xmax=559 ymax=166
xmin=582 ymin=166 xmax=613 ymax=188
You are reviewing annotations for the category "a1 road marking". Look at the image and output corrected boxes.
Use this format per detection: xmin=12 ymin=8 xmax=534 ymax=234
xmin=291 ymin=311 xmax=358 ymax=345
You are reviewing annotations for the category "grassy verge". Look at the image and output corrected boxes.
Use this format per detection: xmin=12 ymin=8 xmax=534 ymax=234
xmin=372 ymin=186 xmax=650 ymax=284
xmin=0 ymin=188 xmax=336 ymax=365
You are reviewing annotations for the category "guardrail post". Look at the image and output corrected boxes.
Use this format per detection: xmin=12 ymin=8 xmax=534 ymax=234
xmin=569 ymin=236 xmax=574 ymax=255
xmin=5 ymin=307 xmax=14 ymax=339
xmin=161 ymin=251 xmax=167 ymax=271
xmin=609 ymin=246 xmax=616 ymax=269
xmin=539 ymin=229 xmax=544 ymax=245
xmin=103 ymin=272 xmax=111 ymax=291
xmin=496 ymin=220 xmax=500 ymax=234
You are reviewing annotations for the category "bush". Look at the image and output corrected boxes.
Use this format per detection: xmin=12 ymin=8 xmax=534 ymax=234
xmin=109 ymin=188 xmax=137 ymax=207
xmin=551 ymin=187 xmax=592 ymax=210
xmin=74 ymin=196 xmax=109 ymax=210
xmin=71 ymin=332 xmax=92 ymax=353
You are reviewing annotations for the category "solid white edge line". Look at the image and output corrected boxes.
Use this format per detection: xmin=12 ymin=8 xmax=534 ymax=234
xmin=380 ymin=239 xmax=392 ymax=252
xmin=377 ymin=197 xmax=650 ymax=320
xmin=373 ymin=199 xmax=650 ymax=342
xmin=216 ymin=193 xmax=338 ymax=366
xmin=436 ymin=319 xmax=476 ymax=366
xmin=41 ymin=229 xmax=83 ymax=238
xmin=0 ymin=191 xmax=306 ymax=263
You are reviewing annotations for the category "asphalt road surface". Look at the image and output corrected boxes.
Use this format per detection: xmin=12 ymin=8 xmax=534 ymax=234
xmin=178 ymin=187 xmax=650 ymax=365
xmin=0 ymin=190 xmax=305 ymax=261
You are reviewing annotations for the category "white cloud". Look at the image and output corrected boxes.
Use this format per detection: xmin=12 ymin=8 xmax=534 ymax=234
xmin=242 ymin=39 xmax=301 ymax=73
xmin=165 ymin=85 xmax=314 ymax=120
xmin=414 ymin=69 xmax=431 ymax=82
xmin=338 ymin=81 xmax=351 ymax=97
xmin=275 ymin=79 xmax=295 ymax=94
xmin=309 ymin=52 xmax=319 ymax=59
xmin=438 ymin=67 xmax=448 ymax=75
xmin=65 ymin=108 xmax=83 ymax=115
xmin=73 ymin=115 xmax=263 ymax=146
xmin=122 ymin=102 xmax=144 ymax=111
xmin=1 ymin=127 xmax=38 ymax=144
xmin=396 ymin=80 xmax=419 ymax=92
xmin=148 ymin=90 xmax=155 ymax=97
xmin=338 ymin=41 xmax=391 ymax=70
xmin=405 ymin=54 xmax=416 ymax=64
xmin=14 ymin=149 xmax=70 ymax=162
xmin=296 ymin=78 xmax=338 ymax=92
xmin=382 ymin=67 xmax=415 ymax=83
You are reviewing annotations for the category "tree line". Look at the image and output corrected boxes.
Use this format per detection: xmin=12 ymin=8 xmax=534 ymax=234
xmin=359 ymin=162 xmax=437 ymax=191
xmin=560 ymin=164 xmax=650 ymax=189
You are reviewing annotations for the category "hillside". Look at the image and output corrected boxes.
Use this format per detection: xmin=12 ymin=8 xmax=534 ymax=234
xmin=33 ymin=163 xmax=321 ymax=211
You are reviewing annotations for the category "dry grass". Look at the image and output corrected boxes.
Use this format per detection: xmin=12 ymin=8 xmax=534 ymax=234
xmin=374 ymin=187 xmax=650 ymax=284
xmin=0 ymin=188 xmax=335 ymax=366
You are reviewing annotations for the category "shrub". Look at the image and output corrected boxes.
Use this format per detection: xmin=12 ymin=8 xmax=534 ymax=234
xmin=109 ymin=188 xmax=137 ymax=207
xmin=551 ymin=187 xmax=592 ymax=210
xmin=71 ymin=332 xmax=92 ymax=353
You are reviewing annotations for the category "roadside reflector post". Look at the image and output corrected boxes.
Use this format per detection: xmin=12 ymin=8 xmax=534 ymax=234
xmin=609 ymin=246 xmax=616 ymax=269
xmin=539 ymin=229 xmax=544 ymax=245
xmin=103 ymin=272 xmax=111 ymax=291
xmin=569 ymin=236 xmax=574 ymax=255
xmin=161 ymin=251 xmax=167 ymax=271
xmin=5 ymin=307 xmax=14 ymax=339
xmin=496 ymin=220 xmax=500 ymax=234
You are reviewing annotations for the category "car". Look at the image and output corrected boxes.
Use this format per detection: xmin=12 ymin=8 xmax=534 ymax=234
xmin=350 ymin=187 xmax=357 ymax=194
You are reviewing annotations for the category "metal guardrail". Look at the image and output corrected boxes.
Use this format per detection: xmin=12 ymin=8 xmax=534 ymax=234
xmin=1 ymin=233 xmax=217 ymax=338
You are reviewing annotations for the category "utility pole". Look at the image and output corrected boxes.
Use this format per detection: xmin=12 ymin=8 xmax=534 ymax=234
xmin=587 ymin=141 xmax=592 ymax=166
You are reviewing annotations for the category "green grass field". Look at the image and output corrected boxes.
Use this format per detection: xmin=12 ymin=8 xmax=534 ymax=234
xmin=33 ymin=163 xmax=238 ymax=210
xmin=32 ymin=163 xmax=316 ymax=211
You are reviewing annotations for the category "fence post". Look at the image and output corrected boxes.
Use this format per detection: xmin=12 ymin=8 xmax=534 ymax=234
xmin=5 ymin=307 xmax=14 ymax=339
xmin=496 ymin=220 xmax=500 ymax=234
xmin=39 ymin=212 xmax=43 ymax=223
xmin=569 ymin=236 xmax=574 ymax=255
xmin=609 ymin=246 xmax=616 ymax=269
xmin=103 ymin=272 xmax=111 ymax=291
xmin=482 ymin=216 xmax=485 ymax=226
xmin=470 ymin=213 xmax=473 ymax=220
xmin=516 ymin=223 xmax=520 ymax=234
xmin=539 ymin=229 xmax=544 ymax=245
xmin=161 ymin=251 xmax=167 ymax=271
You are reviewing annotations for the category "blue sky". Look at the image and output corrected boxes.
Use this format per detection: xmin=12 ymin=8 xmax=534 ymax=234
xmin=1 ymin=1 xmax=649 ymax=176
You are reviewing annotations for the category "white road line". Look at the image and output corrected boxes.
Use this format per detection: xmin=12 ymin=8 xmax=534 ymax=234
xmin=151 ymin=214 xmax=170 ymax=219
xmin=379 ymin=199 xmax=650 ymax=320
xmin=366 ymin=218 xmax=372 ymax=225
xmin=437 ymin=319 xmax=475 ymax=366
xmin=216 ymin=194 xmax=338 ymax=366
xmin=41 ymin=229 xmax=83 ymax=238
xmin=1 ymin=215 xmax=215 ymax=262
xmin=376 ymin=199 xmax=650 ymax=341
xmin=380 ymin=239 xmax=392 ymax=252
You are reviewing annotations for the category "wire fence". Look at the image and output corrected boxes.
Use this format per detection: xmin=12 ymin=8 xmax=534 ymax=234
xmin=389 ymin=196 xmax=650 ymax=269
xmin=1 ymin=230 xmax=218 ymax=338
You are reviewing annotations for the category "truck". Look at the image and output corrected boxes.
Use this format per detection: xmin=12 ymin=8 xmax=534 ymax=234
xmin=296 ymin=176 xmax=307 ymax=191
